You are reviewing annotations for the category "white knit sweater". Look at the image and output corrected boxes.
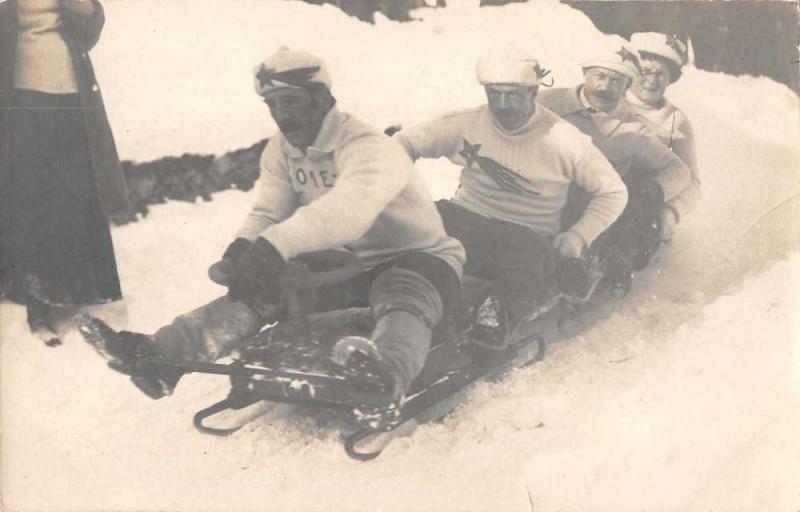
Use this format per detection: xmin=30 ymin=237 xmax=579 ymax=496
xmin=236 ymin=107 xmax=465 ymax=276
xmin=395 ymin=104 xmax=628 ymax=247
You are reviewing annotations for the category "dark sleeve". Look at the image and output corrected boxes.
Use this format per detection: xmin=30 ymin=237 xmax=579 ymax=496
xmin=62 ymin=0 xmax=106 ymax=52
xmin=0 ymin=1 xmax=14 ymax=21
xmin=0 ymin=4 xmax=16 ymax=98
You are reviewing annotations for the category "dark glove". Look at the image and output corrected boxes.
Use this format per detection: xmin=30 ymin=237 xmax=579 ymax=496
xmin=383 ymin=124 xmax=402 ymax=137
xmin=222 ymin=237 xmax=252 ymax=263
xmin=557 ymin=257 xmax=590 ymax=298
xmin=208 ymin=238 xmax=253 ymax=286
xmin=227 ymin=238 xmax=286 ymax=307
xmin=637 ymin=179 xmax=665 ymax=214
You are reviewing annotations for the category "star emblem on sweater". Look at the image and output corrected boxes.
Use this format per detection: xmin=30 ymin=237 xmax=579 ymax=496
xmin=459 ymin=139 xmax=540 ymax=196
xmin=257 ymin=65 xmax=320 ymax=88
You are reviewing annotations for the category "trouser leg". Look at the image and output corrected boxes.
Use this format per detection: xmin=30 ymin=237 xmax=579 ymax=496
xmin=147 ymin=251 xmax=456 ymax=394
xmin=150 ymin=296 xmax=264 ymax=362
xmin=437 ymin=200 xmax=555 ymax=323
xmin=368 ymin=260 xmax=453 ymax=395
xmin=603 ymin=176 xmax=663 ymax=272
xmin=492 ymin=246 xmax=554 ymax=322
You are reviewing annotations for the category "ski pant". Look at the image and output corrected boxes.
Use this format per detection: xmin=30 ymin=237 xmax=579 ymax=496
xmin=436 ymin=200 xmax=556 ymax=323
xmin=149 ymin=252 xmax=460 ymax=395
xmin=605 ymin=176 xmax=662 ymax=272
xmin=561 ymin=176 xmax=662 ymax=276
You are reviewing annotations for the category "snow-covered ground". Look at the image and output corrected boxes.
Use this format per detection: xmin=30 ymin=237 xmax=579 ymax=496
xmin=2 ymin=1 xmax=799 ymax=510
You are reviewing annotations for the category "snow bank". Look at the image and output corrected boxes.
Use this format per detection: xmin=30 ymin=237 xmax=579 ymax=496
xmin=96 ymin=0 xmax=797 ymax=163
xmin=2 ymin=1 xmax=799 ymax=510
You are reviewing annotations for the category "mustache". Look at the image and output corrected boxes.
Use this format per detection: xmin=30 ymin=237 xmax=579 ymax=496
xmin=592 ymin=90 xmax=614 ymax=100
xmin=276 ymin=119 xmax=303 ymax=132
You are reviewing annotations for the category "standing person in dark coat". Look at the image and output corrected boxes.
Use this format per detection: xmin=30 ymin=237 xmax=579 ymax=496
xmin=0 ymin=0 xmax=131 ymax=345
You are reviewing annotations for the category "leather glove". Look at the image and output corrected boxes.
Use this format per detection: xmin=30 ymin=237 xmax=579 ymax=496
xmin=222 ymin=237 xmax=252 ymax=263
xmin=657 ymin=206 xmax=678 ymax=243
xmin=552 ymin=231 xmax=586 ymax=259
xmin=227 ymin=238 xmax=286 ymax=307
xmin=208 ymin=238 xmax=252 ymax=285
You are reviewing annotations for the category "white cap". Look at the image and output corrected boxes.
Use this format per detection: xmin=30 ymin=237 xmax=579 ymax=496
xmin=476 ymin=48 xmax=545 ymax=87
xmin=580 ymin=47 xmax=641 ymax=80
xmin=629 ymin=32 xmax=687 ymax=68
xmin=253 ymin=47 xmax=332 ymax=96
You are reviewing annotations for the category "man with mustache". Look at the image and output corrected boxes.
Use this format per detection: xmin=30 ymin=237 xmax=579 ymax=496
xmin=76 ymin=47 xmax=465 ymax=413
xmin=395 ymin=50 xmax=627 ymax=346
xmin=538 ymin=47 xmax=691 ymax=285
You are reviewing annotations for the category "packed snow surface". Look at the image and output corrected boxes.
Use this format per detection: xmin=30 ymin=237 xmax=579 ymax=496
xmin=2 ymin=1 xmax=799 ymax=510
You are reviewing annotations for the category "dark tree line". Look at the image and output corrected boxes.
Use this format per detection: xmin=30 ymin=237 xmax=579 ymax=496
xmin=111 ymin=141 xmax=267 ymax=225
xmin=564 ymin=1 xmax=799 ymax=93
xmin=300 ymin=0 xmax=799 ymax=93
xmin=299 ymin=0 xmax=429 ymax=22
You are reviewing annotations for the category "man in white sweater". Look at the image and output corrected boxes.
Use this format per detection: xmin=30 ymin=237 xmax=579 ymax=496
xmin=395 ymin=50 xmax=627 ymax=342
xmin=77 ymin=48 xmax=465 ymax=406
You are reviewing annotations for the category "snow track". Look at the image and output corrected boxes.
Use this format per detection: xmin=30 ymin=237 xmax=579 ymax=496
xmin=2 ymin=1 xmax=798 ymax=510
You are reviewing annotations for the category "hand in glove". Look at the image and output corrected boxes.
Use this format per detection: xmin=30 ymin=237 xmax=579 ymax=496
xmin=552 ymin=231 xmax=585 ymax=259
xmin=208 ymin=238 xmax=252 ymax=285
xmin=222 ymin=238 xmax=252 ymax=263
xmin=227 ymin=238 xmax=286 ymax=307
xmin=657 ymin=207 xmax=678 ymax=243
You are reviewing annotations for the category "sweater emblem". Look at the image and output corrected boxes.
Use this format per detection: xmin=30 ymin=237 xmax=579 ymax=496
xmin=459 ymin=139 xmax=540 ymax=196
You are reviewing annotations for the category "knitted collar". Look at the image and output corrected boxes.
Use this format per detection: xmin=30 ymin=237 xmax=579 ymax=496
xmin=487 ymin=103 xmax=545 ymax=137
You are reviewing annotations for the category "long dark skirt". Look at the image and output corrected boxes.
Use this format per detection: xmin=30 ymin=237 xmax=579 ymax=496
xmin=1 ymin=89 xmax=122 ymax=306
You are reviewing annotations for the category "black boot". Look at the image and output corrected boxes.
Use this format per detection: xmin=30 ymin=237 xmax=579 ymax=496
xmin=75 ymin=315 xmax=184 ymax=399
xmin=331 ymin=336 xmax=404 ymax=430
xmin=27 ymin=297 xmax=61 ymax=347
xmin=467 ymin=295 xmax=510 ymax=366
xmin=603 ymin=248 xmax=633 ymax=297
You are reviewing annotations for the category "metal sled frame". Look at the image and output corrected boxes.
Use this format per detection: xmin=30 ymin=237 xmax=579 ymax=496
xmin=138 ymin=249 xmax=633 ymax=460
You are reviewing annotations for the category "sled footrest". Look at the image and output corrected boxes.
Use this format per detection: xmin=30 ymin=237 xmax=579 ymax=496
xmin=344 ymin=427 xmax=386 ymax=461
xmin=193 ymin=393 xmax=262 ymax=436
